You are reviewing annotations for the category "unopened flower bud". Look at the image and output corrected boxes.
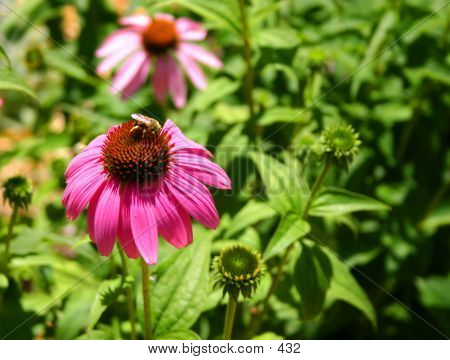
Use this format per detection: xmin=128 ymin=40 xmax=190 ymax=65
xmin=2 ymin=176 xmax=33 ymax=210
xmin=321 ymin=124 xmax=361 ymax=170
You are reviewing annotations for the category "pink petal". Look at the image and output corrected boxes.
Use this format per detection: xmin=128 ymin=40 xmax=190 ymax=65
xmin=65 ymin=135 xmax=105 ymax=179
xmin=96 ymin=42 xmax=140 ymax=76
xmin=172 ymin=153 xmax=231 ymax=189
xmin=168 ymin=56 xmax=187 ymax=108
xmin=95 ymin=30 xmax=141 ymax=58
xmin=119 ymin=14 xmax=151 ymax=29
xmin=128 ymin=184 xmax=158 ymax=264
xmin=155 ymin=13 xmax=174 ymax=21
xmin=175 ymin=18 xmax=207 ymax=41
xmin=122 ymin=56 xmax=151 ymax=98
xmin=118 ymin=188 xmax=140 ymax=259
xmin=154 ymin=185 xmax=193 ymax=248
xmin=166 ymin=169 xmax=219 ymax=229
xmin=162 ymin=119 xmax=212 ymax=158
xmin=178 ymin=43 xmax=222 ymax=69
xmin=110 ymin=50 xmax=149 ymax=96
xmin=152 ymin=56 xmax=170 ymax=104
xmin=63 ymin=164 xmax=106 ymax=220
xmin=176 ymin=50 xmax=207 ymax=90
xmin=87 ymin=178 xmax=121 ymax=256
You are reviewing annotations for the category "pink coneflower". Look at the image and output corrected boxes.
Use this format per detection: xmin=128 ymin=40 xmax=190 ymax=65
xmin=62 ymin=114 xmax=231 ymax=264
xmin=96 ymin=13 xmax=222 ymax=108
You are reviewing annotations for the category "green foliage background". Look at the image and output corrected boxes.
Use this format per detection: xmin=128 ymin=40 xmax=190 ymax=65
xmin=0 ymin=0 xmax=449 ymax=340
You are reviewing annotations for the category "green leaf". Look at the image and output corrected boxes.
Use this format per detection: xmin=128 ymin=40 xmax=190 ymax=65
xmin=172 ymin=0 xmax=240 ymax=32
xmin=254 ymin=28 xmax=301 ymax=48
xmin=322 ymin=245 xmax=377 ymax=327
xmin=87 ymin=277 xmax=124 ymax=333
xmin=225 ymin=200 xmax=276 ymax=238
xmin=249 ymin=151 xmax=310 ymax=214
xmin=310 ymin=187 xmax=389 ymax=217
xmin=294 ymin=241 xmax=332 ymax=319
xmin=187 ymin=77 xmax=240 ymax=113
xmin=264 ymin=213 xmax=310 ymax=260
xmin=252 ymin=332 xmax=284 ymax=340
xmin=156 ymin=330 xmax=201 ymax=340
xmin=151 ymin=226 xmax=212 ymax=335
xmin=258 ymin=106 xmax=305 ymax=126
xmin=43 ymin=49 xmax=97 ymax=85
xmin=0 ymin=274 xmax=9 ymax=291
xmin=0 ymin=45 xmax=11 ymax=70
xmin=0 ymin=69 xmax=38 ymax=101
xmin=416 ymin=274 xmax=450 ymax=309
xmin=372 ymin=103 xmax=413 ymax=124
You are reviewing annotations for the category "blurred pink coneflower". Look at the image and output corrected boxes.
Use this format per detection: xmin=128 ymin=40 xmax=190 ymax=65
xmin=96 ymin=13 xmax=222 ymax=108
xmin=62 ymin=115 xmax=231 ymax=264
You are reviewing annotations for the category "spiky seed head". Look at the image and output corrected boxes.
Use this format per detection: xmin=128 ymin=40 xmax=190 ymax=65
xmin=321 ymin=124 xmax=361 ymax=170
xmin=2 ymin=176 xmax=33 ymax=210
xmin=212 ymin=245 xmax=264 ymax=300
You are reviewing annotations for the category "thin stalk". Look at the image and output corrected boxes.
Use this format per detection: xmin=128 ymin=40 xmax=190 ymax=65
xmin=140 ymin=259 xmax=153 ymax=340
xmin=118 ymin=246 xmax=137 ymax=340
xmin=223 ymin=295 xmax=238 ymax=340
xmin=238 ymin=0 xmax=260 ymax=140
xmin=3 ymin=205 xmax=18 ymax=269
xmin=252 ymin=160 xmax=332 ymax=331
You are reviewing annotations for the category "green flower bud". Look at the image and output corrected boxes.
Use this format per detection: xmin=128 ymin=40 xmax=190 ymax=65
xmin=321 ymin=124 xmax=361 ymax=170
xmin=2 ymin=176 xmax=33 ymax=210
xmin=213 ymin=245 xmax=264 ymax=300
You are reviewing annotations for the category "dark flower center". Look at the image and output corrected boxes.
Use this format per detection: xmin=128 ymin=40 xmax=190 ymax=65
xmin=142 ymin=19 xmax=178 ymax=55
xmin=102 ymin=120 xmax=171 ymax=185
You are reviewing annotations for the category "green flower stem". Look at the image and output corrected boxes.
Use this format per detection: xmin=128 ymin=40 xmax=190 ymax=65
xmin=253 ymin=159 xmax=332 ymax=332
xmin=140 ymin=258 xmax=153 ymax=340
xmin=118 ymin=246 xmax=137 ymax=340
xmin=238 ymin=0 xmax=260 ymax=141
xmin=3 ymin=205 xmax=18 ymax=269
xmin=223 ymin=295 xmax=238 ymax=340
xmin=303 ymin=159 xmax=332 ymax=218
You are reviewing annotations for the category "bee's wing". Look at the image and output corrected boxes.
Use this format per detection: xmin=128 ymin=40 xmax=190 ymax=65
xmin=131 ymin=113 xmax=153 ymax=124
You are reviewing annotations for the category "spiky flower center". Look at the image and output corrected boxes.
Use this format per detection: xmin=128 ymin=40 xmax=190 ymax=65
xmin=102 ymin=120 xmax=171 ymax=185
xmin=2 ymin=176 xmax=33 ymax=209
xmin=142 ymin=18 xmax=178 ymax=55
xmin=221 ymin=247 xmax=260 ymax=278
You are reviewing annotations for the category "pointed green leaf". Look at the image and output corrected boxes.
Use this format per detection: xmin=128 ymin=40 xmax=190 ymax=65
xmin=294 ymin=241 xmax=332 ymax=319
xmin=87 ymin=277 xmax=123 ymax=333
xmin=0 ymin=69 xmax=38 ymax=101
xmin=264 ymin=213 xmax=310 ymax=260
xmin=249 ymin=151 xmax=309 ymax=214
xmin=310 ymin=187 xmax=389 ymax=217
xmin=156 ymin=330 xmax=201 ymax=340
xmin=225 ymin=200 xmax=276 ymax=238
xmin=151 ymin=226 xmax=212 ymax=335
xmin=322 ymin=245 xmax=377 ymax=328
xmin=416 ymin=274 xmax=450 ymax=309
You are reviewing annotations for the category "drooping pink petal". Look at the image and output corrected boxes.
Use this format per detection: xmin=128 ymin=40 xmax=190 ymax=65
xmin=152 ymin=56 xmax=170 ymax=104
xmin=63 ymin=163 xmax=107 ymax=220
xmin=110 ymin=50 xmax=149 ymax=97
xmin=163 ymin=119 xmax=212 ymax=158
xmin=119 ymin=14 xmax=151 ymax=29
xmin=172 ymin=153 xmax=231 ymax=189
xmin=122 ymin=56 xmax=151 ymax=98
xmin=96 ymin=42 xmax=141 ymax=76
xmin=178 ymin=43 xmax=222 ymax=69
xmin=166 ymin=169 xmax=220 ymax=229
xmin=128 ymin=184 xmax=158 ymax=264
xmin=154 ymin=185 xmax=193 ymax=248
xmin=176 ymin=50 xmax=207 ymax=90
xmin=175 ymin=18 xmax=207 ymax=41
xmin=167 ymin=57 xmax=187 ymax=108
xmin=65 ymin=136 xmax=105 ymax=179
xmin=154 ymin=13 xmax=174 ymax=21
xmin=118 ymin=187 xmax=140 ymax=259
xmin=95 ymin=29 xmax=141 ymax=58
xmin=87 ymin=178 xmax=121 ymax=256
